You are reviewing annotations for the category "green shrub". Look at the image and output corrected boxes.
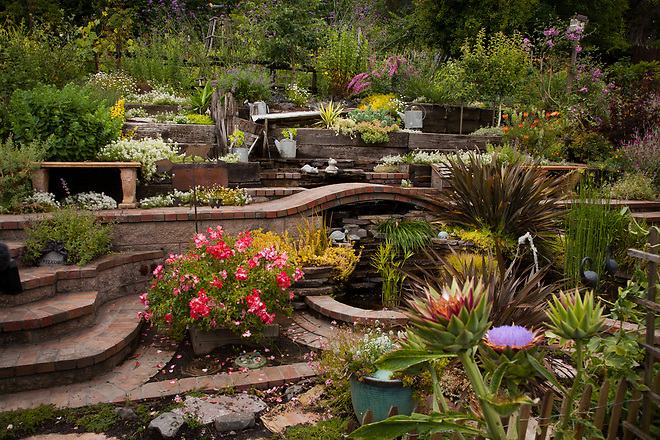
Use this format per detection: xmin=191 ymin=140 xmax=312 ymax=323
xmin=569 ymin=131 xmax=612 ymax=163
xmin=214 ymin=66 xmax=272 ymax=102
xmin=0 ymin=136 xmax=46 ymax=213
xmin=9 ymin=83 xmax=122 ymax=162
xmin=66 ymin=403 xmax=120 ymax=433
xmin=0 ymin=404 xmax=62 ymax=438
xmin=22 ymin=208 xmax=114 ymax=266
xmin=605 ymin=173 xmax=658 ymax=201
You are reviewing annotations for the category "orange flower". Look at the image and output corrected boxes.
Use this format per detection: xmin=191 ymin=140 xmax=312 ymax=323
xmin=534 ymin=119 xmax=539 ymax=123
xmin=518 ymin=123 xmax=524 ymax=128
xmin=523 ymin=112 xmax=528 ymax=117
xmin=546 ymin=112 xmax=551 ymax=117
xmin=524 ymin=135 xmax=529 ymax=139
xmin=531 ymin=124 xmax=535 ymax=128
xmin=502 ymin=114 xmax=508 ymax=119
xmin=503 ymin=126 xmax=508 ymax=132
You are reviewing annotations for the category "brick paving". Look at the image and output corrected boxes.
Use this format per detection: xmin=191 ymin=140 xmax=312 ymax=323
xmin=0 ymin=309 xmax=331 ymax=413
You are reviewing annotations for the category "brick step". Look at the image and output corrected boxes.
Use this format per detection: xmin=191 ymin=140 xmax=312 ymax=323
xmin=304 ymin=295 xmax=408 ymax=326
xmin=0 ymin=291 xmax=98 ymax=345
xmin=0 ymin=250 xmax=163 ymax=308
xmin=0 ymin=295 xmax=143 ymax=394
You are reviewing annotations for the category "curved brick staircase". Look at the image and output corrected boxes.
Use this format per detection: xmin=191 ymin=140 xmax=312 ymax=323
xmin=0 ymin=249 xmax=163 ymax=394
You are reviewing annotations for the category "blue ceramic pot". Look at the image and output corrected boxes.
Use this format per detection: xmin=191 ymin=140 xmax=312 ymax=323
xmin=350 ymin=373 xmax=416 ymax=424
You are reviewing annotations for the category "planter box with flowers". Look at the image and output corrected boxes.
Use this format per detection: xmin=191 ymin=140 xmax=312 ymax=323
xmin=141 ymin=226 xmax=304 ymax=355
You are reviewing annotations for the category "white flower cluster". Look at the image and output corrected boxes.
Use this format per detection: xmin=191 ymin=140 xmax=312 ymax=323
xmin=127 ymin=85 xmax=189 ymax=106
xmin=380 ymin=150 xmax=495 ymax=167
xmin=64 ymin=192 xmax=117 ymax=210
xmin=125 ymin=107 xmax=148 ymax=118
xmin=23 ymin=191 xmax=60 ymax=209
xmin=99 ymin=137 xmax=181 ymax=181
xmin=352 ymin=329 xmax=396 ymax=366
xmin=139 ymin=193 xmax=175 ymax=208
xmin=86 ymin=71 xmax=137 ymax=97
xmin=218 ymin=153 xmax=240 ymax=163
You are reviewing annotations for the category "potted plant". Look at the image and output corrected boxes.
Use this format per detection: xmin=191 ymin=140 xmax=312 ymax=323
xmin=228 ymin=129 xmax=249 ymax=162
xmin=141 ymin=226 xmax=304 ymax=355
xmin=312 ymin=325 xmax=417 ymax=424
xmin=275 ymin=128 xmax=297 ymax=158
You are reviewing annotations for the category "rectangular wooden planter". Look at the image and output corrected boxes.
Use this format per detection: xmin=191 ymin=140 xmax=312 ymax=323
xmin=189 ymin=323 xmax=280 ymax=355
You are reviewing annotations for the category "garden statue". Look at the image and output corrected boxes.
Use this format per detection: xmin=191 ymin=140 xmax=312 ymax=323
xmin=580 ymin=257 xmax=599 ymax=288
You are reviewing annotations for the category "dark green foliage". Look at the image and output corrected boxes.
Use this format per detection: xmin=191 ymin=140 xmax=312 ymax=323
xmin=0 ymin=404 xmax=62 ymax=439
xmin=406 ymin=246 xmax=563 ymax=329
xmin=9 ymin=83 xmax=122 ymax=162
xmin=0 ymin=136 xmax=46 ymax=212
xmin=376 ymin=220 xmax=436 ymax=254
xmin=67 ymin=403 xmax=120 ymax=433
xmin=347 ymin=105 xmax=396 ymax=127
xmin=434 ymin=152 xmax=568 ymax=263
xmin=283 ymin=417 xmax=349 ymax=440
xmin=213 ymin=66 xmax=273 ymax=103
xmin=189 ymin=81 xmax=214 ymax=114
xmin=22 ymin=208 xmax=114 ymax=265
xmin=564 ymin=180 xmax=647 ymax=285
xmin=568 ymin=131 xmax=612 ymax=163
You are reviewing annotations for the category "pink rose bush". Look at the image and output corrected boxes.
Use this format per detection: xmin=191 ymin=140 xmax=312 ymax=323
xmin=140 ymin=226 xmax=304 ymax=341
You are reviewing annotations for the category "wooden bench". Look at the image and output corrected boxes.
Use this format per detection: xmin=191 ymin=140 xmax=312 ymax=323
xmin=31 ymin=162 xmax=141 ymax=209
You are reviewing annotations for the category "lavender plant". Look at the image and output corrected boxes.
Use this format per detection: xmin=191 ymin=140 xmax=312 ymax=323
xmin=619 ymin=128 xmax=660 ymax=184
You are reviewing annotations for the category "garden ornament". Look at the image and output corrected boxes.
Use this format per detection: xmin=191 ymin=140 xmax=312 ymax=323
xmin=602 ymin=244 xmax=618 ymax=277
xmin=580 ymin=257 xmax=599 ymax=288
xmin=325 ymin=158 xmax=339 ymax=174
xmin=301 ymin=164 xmax=319 ymax=174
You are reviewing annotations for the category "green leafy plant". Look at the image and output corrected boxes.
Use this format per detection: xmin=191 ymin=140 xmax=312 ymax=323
xmin=22 ymin=208 xmax=114 ymax=266
xmin=0 ymin=136 xmax=46 ymax=213
xmin=316 ymin=101 xmax=344 ymax=129
xmin=0 ymin=404 xmax=62 ymax=438
xmin=228 ymin=130 xmax=245 ymax=148
xmin=317 ymin=27 xmax=369 ymax=96
xmin=214 ymin=66 xmax=272 ymax=102
xmin=9 ymin=83 xmax=122 ymax=162
xmin=434 ymin=152 xmax=568 ymax=263
xmin=190 ymin=81 xmax=214 ymax=114
xmin=281 ymin=128 xmax=297 ymax=140
xmin=67 ymin=403 xmax=120 ymax=433
xmin=185 ymin=113 xmax=213 ymax=125
xmin=604 ymin=172 xmax=658 ymax=201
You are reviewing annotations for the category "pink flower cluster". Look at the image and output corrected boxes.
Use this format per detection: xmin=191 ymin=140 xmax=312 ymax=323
xmin=246 ymin=289 xmax=274 ymax=324
xmin=189 ymin=289 xmax=211 ymax=320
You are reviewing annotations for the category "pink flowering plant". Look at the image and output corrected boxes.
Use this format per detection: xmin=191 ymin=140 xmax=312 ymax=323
xmin=140 ymin=226 xmax=304 ymax=341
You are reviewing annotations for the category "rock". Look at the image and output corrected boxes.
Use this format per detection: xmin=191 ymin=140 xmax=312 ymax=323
xmin=148 ymin=412 xmax=185 ymax=439
xmin=214 ymin=411 xmax=255 ymax=432
xmin=284 ymin=384 xmax=306 ymax=402
xmin=114 ymin=407 xmax=138 ymax=421
xmin=437 ymin=231 xmax=449 ymax=239
xmin=172 ymin=394 xmax=268 ymax=425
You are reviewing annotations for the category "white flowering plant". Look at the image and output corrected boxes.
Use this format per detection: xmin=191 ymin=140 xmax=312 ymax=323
xmin=22 ymin=191 xmax=60 ymax=212
xmin=139 ymin=186 xmax=252 ymax=208
xmin=63 ymin=192 xmax=117 ymax=210
xmin=98 ymin=137 xmax=181 ymax=182
xmin=127 ymin=84 xmax=189 ymax=106
xmin=86 ymin=71 xmax=137 ymax=98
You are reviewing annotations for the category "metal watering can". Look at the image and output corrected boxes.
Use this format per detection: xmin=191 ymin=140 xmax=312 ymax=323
xmin=397 ymin=105 xmax=426 ymax=130
xmin=274 ymin=139 xmax=297 ymax=158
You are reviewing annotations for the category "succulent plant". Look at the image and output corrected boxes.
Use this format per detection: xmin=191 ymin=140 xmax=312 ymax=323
xmin=546 ymin=289 xmax=606 ymax=341
xmin=405 ymin=277 xmax=491 ymax=353
xmin=479 ymin=325 xmax=544 ymax=386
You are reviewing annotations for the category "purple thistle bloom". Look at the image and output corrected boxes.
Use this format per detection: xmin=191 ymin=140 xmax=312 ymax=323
xmin=484 ymin=325 xmax=542 ymax=351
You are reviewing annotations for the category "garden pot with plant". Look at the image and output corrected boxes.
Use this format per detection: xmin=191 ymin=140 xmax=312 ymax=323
xmin=229 ymin=130 xmax=250 ymax=162
xmin=275 ymin=128 xmax=297 ymax=158
xmin=142 ymin=227 xmax=304 ymax=355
